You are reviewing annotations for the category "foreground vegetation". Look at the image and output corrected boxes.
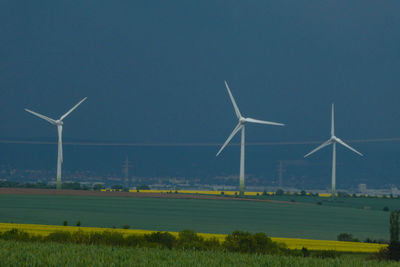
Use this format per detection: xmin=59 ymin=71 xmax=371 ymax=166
xmin=0 ymin=223 xmax=386 ymax=253
xmin=0 ymin=239 xmax=396 ymax=267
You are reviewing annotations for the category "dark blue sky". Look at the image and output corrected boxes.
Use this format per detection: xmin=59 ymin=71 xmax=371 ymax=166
xmin=1 ymin=1 xmax=400 ymax=187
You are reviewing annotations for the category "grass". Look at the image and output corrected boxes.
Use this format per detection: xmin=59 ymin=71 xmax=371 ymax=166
xmin=0 ymin=239 xmax=397 ymax=267
xmin=0 ymin=193 xmax=392 ymax=240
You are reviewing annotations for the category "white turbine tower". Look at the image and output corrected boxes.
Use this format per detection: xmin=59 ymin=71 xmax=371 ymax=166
xmin=304 ymin=103 xmax=363 ymax=196
xmin=25 ymin=97 xmax=87 ymax=189
xmin=216 ymin=81 xmax=284 ymax=194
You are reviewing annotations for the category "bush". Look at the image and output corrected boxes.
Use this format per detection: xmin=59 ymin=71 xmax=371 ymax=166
xmin=313 ymin=250 xmax=340 ymax=259
xmin=144 ymin=232 xmax=176 ymax=249
xmin=76 ymin=221 xmax=81 ymax=227
xmin=203 ymin=237 xmax=221 ymax=251
xmin=301 ymin=247 xmax=310 ymax=257
xmin=223 ymin=231 xmax=284 ymax=254
xmin=387 ymin=241 xmax=400 ymax=261
xmin=125 ymin=234 xmax=145 ymax=247
xmin=177 ymin=229 xmax=205 ymax=250
xmin=276 ymin=189 xmax=284 ymax=196
xmin=46 ymin=231 xmax=72 ymax=243
xmin=370 ymin=247 xmax=389 ymax=261
xmin=224 ymin=231 xmax=256 ymax=253
xmin=122 ymin=225 xmax=130 ymax=229
xmin=253 ymin=232 xmax=284 ymax=254
xmin=0 ymin=229 xmax=31 ymax=241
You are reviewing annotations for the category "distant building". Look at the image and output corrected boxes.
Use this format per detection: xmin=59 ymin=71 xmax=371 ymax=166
xmin=358 ymin=183 xmax=367 ymax=193
xmin=391 ymin=186 xmax=399 ymax=196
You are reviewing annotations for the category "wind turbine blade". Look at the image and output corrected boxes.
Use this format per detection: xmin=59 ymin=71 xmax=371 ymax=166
xmin=58 ymin=125 xmax=63 ymax=163
xmin=336 ymin=138 xmax=363 ymax=156
xmin=331 ymin=103 xmax=335 ymax=136
xmin=25 ymin=109 xmax=57 ymax=125
xmin=304 ymin=140 xmax=332 ymax=158
xmin=245 ymin=118 xmax=285 ymax=126
xmin=224 ymin=81 xmax=241 ymax=119
xmin=60 ymin=97 xmax=87 ymax=121
xmin=216 ymin=123 xmax=242 ymax=156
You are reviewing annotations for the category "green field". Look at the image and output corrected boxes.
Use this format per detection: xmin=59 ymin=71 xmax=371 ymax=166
xmin=0 ymin=194 xmax=396 ymax=240
xmin=0 ymin=239 xmax=396 ymax=267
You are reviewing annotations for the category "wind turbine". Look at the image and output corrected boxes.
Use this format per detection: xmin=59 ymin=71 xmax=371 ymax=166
xmin=216 ymin=81 xmax=284 ymax=194
xmin=25 ymin=97 xmax=87 ymax=189
xmin=304 ymin=103 xmax=363 ymax=196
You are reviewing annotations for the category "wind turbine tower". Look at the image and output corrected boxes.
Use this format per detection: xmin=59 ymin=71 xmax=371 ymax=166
xmin=216 ymin=81 xmax=284 ymax=194
xmin=25 ymin=97 xmax=87 ymax=189
xmin=304 ymin=103 xmax=363 ymax=196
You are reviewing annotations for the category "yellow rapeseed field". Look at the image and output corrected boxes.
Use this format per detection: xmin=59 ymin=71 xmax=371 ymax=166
xmin=0 ymin=223 xmax=386 ymax=253
xmin=124 ymin=189 xmax=276 ymax=196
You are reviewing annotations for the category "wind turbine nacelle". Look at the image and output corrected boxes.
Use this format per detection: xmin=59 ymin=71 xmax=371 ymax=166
xmin=239 ymin=118 xmax=247 ymax=124
xmin=55 ymin=120 xmax=64 ymax=126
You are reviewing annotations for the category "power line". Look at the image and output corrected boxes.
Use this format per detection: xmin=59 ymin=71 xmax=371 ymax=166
xmin=1 ymin=137 xmax=400 ymax=147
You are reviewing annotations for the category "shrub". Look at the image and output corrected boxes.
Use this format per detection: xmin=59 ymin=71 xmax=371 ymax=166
xmin=63 ymin=221 xmax=68 ymax=226
xmin=122 ymin=225 xmax=130 ymax=229
xmin=387 ymin=241 xmax=400 ymax=261
xmin=313 ymin=250 xmax=340 ymax=259
xmin=70 ymin=231 xmax=91 ymax=244
xmin=253 ymin=232 xmax=284 ymax=254
xmin=276 ymin=189 xmax=284 ymax=196
xmin=76 ymin=221 xmax=81 ymax=227
xmin=125 ymin=234 xmax=145 ymax=247
xmin=177 ymin=229 xmax=205 ymax=250
xmin=301 ymin=247 xmax=310 ymax=257
xmin=203 ymin=237 xmax=221 ymax=251
xmin=370 ymin=247 xmax=389 ymax=261
xmin=0 ymin=229 xmax=31 ymax=241
xmin=46 ymin=231 xmax=72 ymax=243
xmin=223 ymin=231 xmax=256 ymax=253
xmin=144 ymin=232 xmax=176 ymax=249
xmin=223 ymin=231 xmax=284 ymax=254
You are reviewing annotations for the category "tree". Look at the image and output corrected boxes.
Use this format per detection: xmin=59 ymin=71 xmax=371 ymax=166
xmin=388 ymin=210 xmax=400 ymax=260
xmin=337 ymin=233 xmax=356 ymax=242
xmin=136 ymin=185 xmax=150 ymax=190
xmin=275 ymin=189 xmax=284 ymax=196
xmin=111 ymin=184 xmax=124 ymax=190
xmin=93 ymin=184 xmax=105 ymax=190
xmin=390 ymin=210 xmax=400 ymax=243
xmin=62 ymin=182 xmax=81 ymax=190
